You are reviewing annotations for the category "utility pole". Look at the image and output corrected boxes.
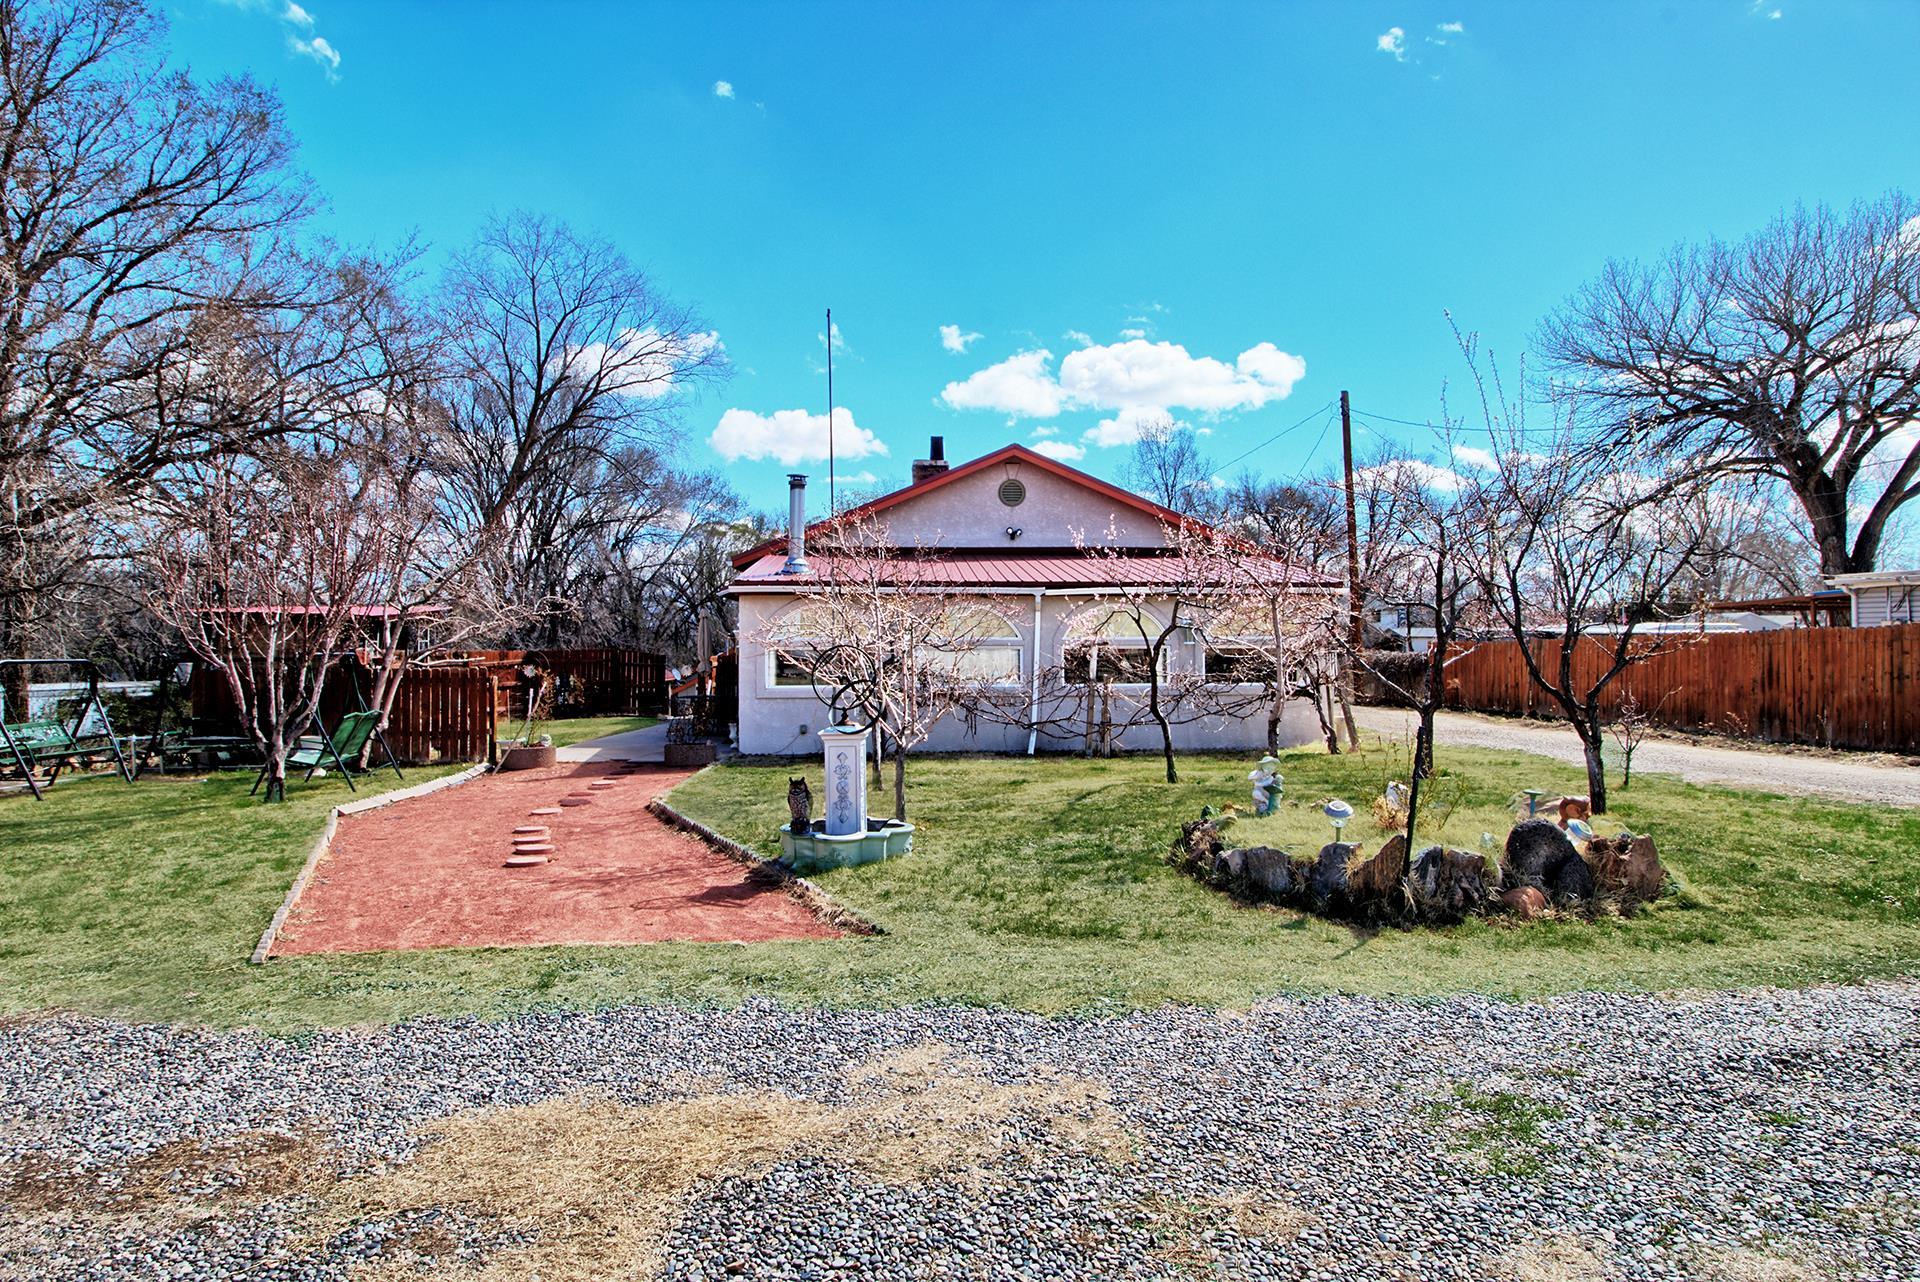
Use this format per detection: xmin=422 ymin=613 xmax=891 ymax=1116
xmin=1338 ymin=390 xmax=1362 ymax=751
xmin=826 ymin=307 xmax=836 ymax=516
xmin=1341 ymin=390 xmax=1362 ymax=651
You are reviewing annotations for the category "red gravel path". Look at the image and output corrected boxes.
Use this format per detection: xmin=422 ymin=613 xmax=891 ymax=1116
xmin=271 ymin=762 xmax=838 ymax=955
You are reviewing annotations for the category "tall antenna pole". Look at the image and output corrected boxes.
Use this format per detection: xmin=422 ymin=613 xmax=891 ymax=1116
xmin=826 ymin=307 xmax=836 ymax=515
xmin=1339 ymin=389 xmax=1363 ymax=752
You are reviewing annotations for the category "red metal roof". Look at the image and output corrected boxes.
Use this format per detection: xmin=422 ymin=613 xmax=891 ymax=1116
xmin=731 ymin=443 xmax=1217 ymax=571
xmin=732 ymin=547 xmax=1338 ymax=590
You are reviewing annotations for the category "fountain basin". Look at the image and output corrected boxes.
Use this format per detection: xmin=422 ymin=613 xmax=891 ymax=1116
xmin=777 ymin=819 xmax=915 ymax=873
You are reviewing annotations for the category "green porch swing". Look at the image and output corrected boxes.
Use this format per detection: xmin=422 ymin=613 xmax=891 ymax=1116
xmin=0 ymin=659 xmax=136 ymax=801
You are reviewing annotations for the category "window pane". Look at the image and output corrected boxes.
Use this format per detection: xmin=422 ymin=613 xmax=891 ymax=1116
xmin=921 ymin=645 xmax=1020 ymax=682
xmin=771 ymin=652 xmax=818 ymax=687
xmin=1205 ymin=646 xmax=1277 ymax=683
xmin=1065 ymin=643 xmax=1158 ymax=684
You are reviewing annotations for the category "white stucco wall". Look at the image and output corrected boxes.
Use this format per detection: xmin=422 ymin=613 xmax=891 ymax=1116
xmin=863 ymin=460 xmax=1168 ymax=549
xmin=733 ymin=589 xmax=1322 ymax=757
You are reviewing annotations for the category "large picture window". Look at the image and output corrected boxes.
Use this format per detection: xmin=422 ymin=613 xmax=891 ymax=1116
xmin=1064 ymin=605 xmax=1164 ymax=685
xmin=920 ymin=602 xmax=1023 ymax=685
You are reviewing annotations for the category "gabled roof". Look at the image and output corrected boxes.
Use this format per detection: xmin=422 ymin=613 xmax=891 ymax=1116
xmin=730 ymin=443 xmax=1209 ymax=571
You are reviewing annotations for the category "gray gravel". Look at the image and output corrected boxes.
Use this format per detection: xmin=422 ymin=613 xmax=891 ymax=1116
xmin=4 ymin=984 xmax=1918 ymax=1281
xmin=1352 ymin=706 xmax=1920 ymax=808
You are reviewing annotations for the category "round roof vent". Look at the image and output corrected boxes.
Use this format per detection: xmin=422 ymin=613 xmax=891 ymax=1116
xmin=998 ymin=477 xmax=1027 ymax=507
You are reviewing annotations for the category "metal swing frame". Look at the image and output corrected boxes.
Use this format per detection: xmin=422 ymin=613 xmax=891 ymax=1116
xmin=0 ymin=658 xmax=136 ymax=801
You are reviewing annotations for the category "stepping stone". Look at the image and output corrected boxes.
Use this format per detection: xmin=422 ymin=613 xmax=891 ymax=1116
xmin=587 ymin=781 xmax=617 ymax=791
xmin=512 ymin=825 xmax=549 ymax=836
xmin=512 ymin=841 xmax=554 ymax=855
xmin=503 ymin=854 xmax=548 ymax=868
xmin=528 ymin=807 xmax=561 ymax=816
xmin=559 ymin=796 xmax=593 ymax=807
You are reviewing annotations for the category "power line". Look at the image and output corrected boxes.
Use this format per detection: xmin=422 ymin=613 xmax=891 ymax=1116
xmin=1213 ymin=398 xmax=1336 ymax=475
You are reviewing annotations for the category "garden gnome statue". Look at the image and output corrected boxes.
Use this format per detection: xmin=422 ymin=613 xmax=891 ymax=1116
xmin=1248 ymin=755 xmax=1283 ymax=816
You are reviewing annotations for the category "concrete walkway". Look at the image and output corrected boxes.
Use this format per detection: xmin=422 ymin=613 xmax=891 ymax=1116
xmin=555 ymin=720 xmax=668 ymax=764
xmin=1351 ymin=705 xmax=1920 ymax=807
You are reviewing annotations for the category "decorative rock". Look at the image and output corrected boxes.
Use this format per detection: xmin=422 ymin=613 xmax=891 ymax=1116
xmin=1349 ymin=833 xmax=1409 ymax=903
xmin=1503 ymin=820 xmax=1581 ymax=893
xmin=1408 ymin=845 xmax=1492 ymax=923
xmin=1501 ymin=886 xmax=1549 ymax=919
xmin=1306 ymin=842 xmax=1358 ymax=910
xmin=1547 ymin=849 xmax=1596 ymax=906
xmin=1240 ymin=846 xmax=1297 ymax=898
xmin=1585 ymin=833 xmax=1666 ymax=907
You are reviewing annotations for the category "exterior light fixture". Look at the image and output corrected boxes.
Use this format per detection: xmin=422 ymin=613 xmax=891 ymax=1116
xmin=1324 ymin=798 xmax=1353 ymax=843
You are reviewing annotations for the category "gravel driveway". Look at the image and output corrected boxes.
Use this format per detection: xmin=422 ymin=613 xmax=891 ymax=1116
xmin=1353 ymin=706 xmax=1920 ymax=807
xmin=4 ymin=984 xmax=1916 ymax=1281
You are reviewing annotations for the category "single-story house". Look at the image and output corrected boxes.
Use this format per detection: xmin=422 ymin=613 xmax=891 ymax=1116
xmin=726 ymin=438 xmax=1340 ymax=756
xmin=1826 ymin=570 xmax=1920 ymax=627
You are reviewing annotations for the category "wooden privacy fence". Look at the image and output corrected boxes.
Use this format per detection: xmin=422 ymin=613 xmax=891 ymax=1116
xmin=450 ymin=647 xmax=669 ymax=721
xmin=191 ymin=661 xmax=497 ymax=764
xmin=1438 ymin=624 xmax=1920 ymax=753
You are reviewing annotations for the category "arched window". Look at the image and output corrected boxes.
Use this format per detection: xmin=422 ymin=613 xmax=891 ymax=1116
xmin=1062 ymin=603 xmax=1166 ymax=685
xmin=921 ymin=601 xmax=1023 ymax=684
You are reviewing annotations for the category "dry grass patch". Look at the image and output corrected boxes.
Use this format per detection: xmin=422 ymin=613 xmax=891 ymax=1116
xmin=1141 ymin=1188 xmax=1317 ymax=1274
xmin=326 ymin=1041 xmax=1133 ymax=1282
xmin=1497 ymin=1235 xmax=1611 ymax=1282
xmin=1 ymin=1129 xmax=329 ymax=1219
xmin=1693 ymin=1246 xmax=1823 ymax=1281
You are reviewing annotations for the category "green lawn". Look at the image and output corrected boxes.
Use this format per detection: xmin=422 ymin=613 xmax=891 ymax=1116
xmin=499 ymin=715 xmax=660 ymax=747
xmin=1 ymin=743 xmax=1915 ymax=1031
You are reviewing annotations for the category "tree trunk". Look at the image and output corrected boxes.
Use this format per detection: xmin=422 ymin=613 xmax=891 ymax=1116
xmin=1337 ymin=656 xmax=1360 ymax=751
xmin=892 ymin=735 xmax=907 ymax=821
xmin=1147 ymin=671 xmax=1178 ymax=784
xmin=1577 ymin=720 xmax=1608 ymax=814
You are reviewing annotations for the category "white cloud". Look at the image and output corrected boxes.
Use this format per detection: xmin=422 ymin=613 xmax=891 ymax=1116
xmin=1119 ymin=327 xmax=1147 ymax=340
xmin=1031 ymin=440 xmax=1087 ymax=462
xmin=1063 ymin=329 xmax=1094 ymax=347
xmin=1058 ymin=339 xmax=1306 ymax=415
xmin=939 ymin=324 xmax=982 ymax=354
xmin=713 ymin=80 xmax=735 ymax=98
xmin=561 ymin=328 xmax=720 ymax=398
xmin=288 ymin=33 xmax=339 ymax=78
xmin=941 ymin=338 xmax=1307 ymax=446
xmin=940 ymin=350 xmax=1066 ymax=417
xmin=283 ymin=1 xmax=313 ymax=25
xmin=709 ymin=407 xmax=888 ymax=467
xmin=1437 ymin=20 xmax=1464 ymax=33
xmin=1451 ymin=442 xmax=1498 ymax=471
xmin=1083 ymin=406 xmax=1181 ymax=448
xmin=1377 ymin=26 xmax=1407 ymax=60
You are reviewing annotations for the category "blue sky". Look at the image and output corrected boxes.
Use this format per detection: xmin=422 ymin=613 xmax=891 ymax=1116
xmin=169 ymin=1 xmax=1920 ymax=512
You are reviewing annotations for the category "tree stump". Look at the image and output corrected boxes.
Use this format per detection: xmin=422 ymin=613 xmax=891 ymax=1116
xmin=1584 ymin=833 xmax=1666 ymax=908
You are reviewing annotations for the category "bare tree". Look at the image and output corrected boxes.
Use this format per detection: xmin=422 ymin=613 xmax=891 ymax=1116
xmin=1539 ymin=192 xmax=1920 ymax=577
xmin=1461 ymin=336 xmax=1723 ymax=814
xmin=439 ymin=213 xmax=726 ymax=537
xmin=1125 ymin=419 xmax=1218 ymax=517
xmin=756 ymin=514 xmax=1021 ymax=821
xmin=1352 ymin=448 xmax=1492 ymax=849
xmin=0 ymin=0 xmax=312 ymax=711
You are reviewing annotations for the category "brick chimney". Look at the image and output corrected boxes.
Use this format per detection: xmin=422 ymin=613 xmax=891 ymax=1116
xmin=911 ymin=435 xmax=949 ymax=486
